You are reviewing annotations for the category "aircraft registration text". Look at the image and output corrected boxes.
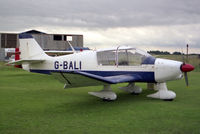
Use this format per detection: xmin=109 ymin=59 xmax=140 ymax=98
xmin=54 ymin=61 xmax=82 ymax=70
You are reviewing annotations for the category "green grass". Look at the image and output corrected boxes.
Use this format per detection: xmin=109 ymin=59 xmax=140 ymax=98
xmin=0 ymin=62 xmax=200 ymax=134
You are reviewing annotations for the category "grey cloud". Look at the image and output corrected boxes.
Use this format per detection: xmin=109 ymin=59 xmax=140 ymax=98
xmin=1 ymin=0 xmax=200 ymax=29
xmin=0 ymin=0 xmax=200 ymax=53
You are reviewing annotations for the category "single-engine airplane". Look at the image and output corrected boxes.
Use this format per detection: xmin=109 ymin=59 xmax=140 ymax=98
xmin=9 ymin=33 xmax=194 ymax=101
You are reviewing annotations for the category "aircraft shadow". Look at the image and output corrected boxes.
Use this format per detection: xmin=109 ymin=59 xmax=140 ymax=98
xmin=54 ymin=89 xmax=159 ymax=114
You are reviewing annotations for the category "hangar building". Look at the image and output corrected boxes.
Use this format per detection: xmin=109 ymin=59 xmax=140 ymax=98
xmin=0 ymin=30 xmax=83 ymax=61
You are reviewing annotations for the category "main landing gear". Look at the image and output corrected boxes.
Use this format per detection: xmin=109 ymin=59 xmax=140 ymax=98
xmin=88 ymin=85 xmax=117 ymax=101
xmin=88 ymin=82 xmax=142 ymax=101
xmin=88 ymin=82 xmax=176 ymax=101
xmin=119 ymin=82 xmax=142 ymax=95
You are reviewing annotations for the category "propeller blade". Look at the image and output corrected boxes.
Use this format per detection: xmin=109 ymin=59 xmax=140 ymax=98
xmin=184 ymin=72 xmax=189 ymax=86
xmin=186 ymin=44 xmax=189 ymax=63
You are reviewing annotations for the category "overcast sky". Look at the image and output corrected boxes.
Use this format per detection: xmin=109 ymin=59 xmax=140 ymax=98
xmin=0 ymin=0 xmax=200 ymax=53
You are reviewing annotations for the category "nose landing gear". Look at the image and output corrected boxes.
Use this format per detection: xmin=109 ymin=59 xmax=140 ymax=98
xmin=147 ymin=82 xmax=176 ymax=101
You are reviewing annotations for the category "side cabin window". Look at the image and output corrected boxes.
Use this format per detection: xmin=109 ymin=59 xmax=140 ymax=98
xmin=97 ymin=48 xmax=152 ymax=66
xmin=97 ymin=50 xmax=116 ymax=65
xmin=118 ymin=49 xmax=145 ymax=66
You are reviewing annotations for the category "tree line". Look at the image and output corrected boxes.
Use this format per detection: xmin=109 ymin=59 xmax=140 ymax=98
xmin=147 ymin=50 xmax=182 ymax=55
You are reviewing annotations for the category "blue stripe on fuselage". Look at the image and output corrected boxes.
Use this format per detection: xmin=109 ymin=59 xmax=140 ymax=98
xmin=30 ymin=69 xmax=155 ymax=83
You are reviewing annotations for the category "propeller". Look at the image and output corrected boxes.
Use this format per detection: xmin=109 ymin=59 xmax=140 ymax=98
xmin=180 ymin=52 xmax=194 ymax=86
xmin=181 ymin=63 xmax=194 ymax=86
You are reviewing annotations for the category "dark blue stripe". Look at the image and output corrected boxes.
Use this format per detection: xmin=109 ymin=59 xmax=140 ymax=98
xmin=30 ymin=69 xmax=155 ymax=83
xmin=30 ymin=69 xmax=51 ymax=74
xmin=85 ymin=71 xmax=155 ymax=82
xmin=19 ymin=33 xmax=33 ymax=39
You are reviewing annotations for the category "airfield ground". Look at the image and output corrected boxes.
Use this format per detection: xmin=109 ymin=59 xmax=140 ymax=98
xmin=0 ymin=58 xmax=200 ymax=134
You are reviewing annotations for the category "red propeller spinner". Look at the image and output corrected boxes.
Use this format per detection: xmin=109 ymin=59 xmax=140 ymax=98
xmin=180 ymin=63 xmax=194 ymax=86
xmin=181 ymin=64 xmax=194 ymax=72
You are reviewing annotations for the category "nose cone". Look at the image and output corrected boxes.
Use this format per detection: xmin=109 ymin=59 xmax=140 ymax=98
xmin=181 ymin=64 xmax=195 ymax=72
xmin=154 ymin=58 xmax=183 ymax=82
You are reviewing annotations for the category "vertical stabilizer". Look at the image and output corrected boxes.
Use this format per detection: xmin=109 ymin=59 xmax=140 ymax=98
xmin=19 ymin=33 xmax=49 ymax=59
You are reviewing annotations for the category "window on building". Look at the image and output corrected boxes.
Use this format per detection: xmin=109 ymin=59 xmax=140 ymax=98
xmin=53 ymin=35 xmax=62 ymax=41
xmin=1 ymin=34 xmax=17 ymax=48
xmin=1 ymin=34 xmax=6 ymax=48
xmin=7 ymin=34 xmax=17 ymax=48
xmin=64 ymin=35 xmax=73 ymax=41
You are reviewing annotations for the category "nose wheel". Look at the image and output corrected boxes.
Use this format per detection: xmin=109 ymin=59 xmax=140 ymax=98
xmin=147 ymin=83 xmax=176 ymax=100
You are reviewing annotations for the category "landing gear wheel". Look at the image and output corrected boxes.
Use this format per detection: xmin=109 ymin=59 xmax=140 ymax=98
xmin=119 ymin=82 xmax=142 ymax=94
xmin=103 ymin=98 xmax=114 ymax=102
xmin=131 ymin=92 xmax=140 ymax=95
xmin=147 ymin=83 xmax=176 ymax=100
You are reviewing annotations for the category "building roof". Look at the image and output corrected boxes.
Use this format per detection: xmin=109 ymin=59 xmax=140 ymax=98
xmin=23 ymin=30 xmax=46 ymax=34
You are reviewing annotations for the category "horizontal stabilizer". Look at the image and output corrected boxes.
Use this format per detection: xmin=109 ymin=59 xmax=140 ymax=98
xmin=8 ymin=59 xmax=45 ymax=65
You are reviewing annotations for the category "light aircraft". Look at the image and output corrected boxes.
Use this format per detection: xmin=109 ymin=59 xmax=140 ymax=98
xmin=9 ymin=33 xmax=194 ymax=101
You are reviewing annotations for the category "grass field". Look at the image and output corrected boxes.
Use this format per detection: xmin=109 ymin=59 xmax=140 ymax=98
xmin=0 ymin=62 xmax=200 ymax=134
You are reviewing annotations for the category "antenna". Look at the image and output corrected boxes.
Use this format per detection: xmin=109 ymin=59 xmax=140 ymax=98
xmin=68 ymin=41 xmax=76 ymax=53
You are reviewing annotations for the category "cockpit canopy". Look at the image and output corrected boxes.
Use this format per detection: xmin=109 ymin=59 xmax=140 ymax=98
xmin=97 ymin=46 xmax=155 ymax=66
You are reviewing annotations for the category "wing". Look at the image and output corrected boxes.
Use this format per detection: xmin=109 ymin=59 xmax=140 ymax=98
xmin=51 ymin=71 xmax=141 ymax=88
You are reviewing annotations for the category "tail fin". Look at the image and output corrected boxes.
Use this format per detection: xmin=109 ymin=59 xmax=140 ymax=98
xmin=14 ymin=48 xmax=22 ymax=68
xmin=19 ymin=33 xmax=49 ymax=59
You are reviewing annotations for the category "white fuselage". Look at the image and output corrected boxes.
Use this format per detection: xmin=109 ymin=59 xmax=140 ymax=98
xmin=26 ymin=50 xmax=183 ymax=83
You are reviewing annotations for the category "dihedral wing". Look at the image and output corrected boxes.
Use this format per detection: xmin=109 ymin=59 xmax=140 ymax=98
xmin=51 ymin=71 xmax=144 ymax=88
